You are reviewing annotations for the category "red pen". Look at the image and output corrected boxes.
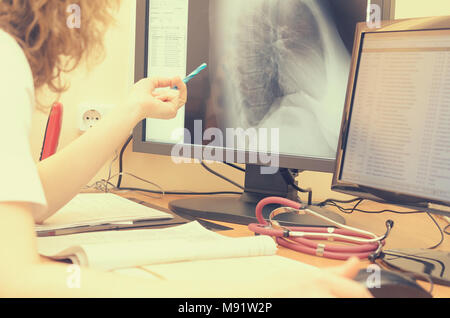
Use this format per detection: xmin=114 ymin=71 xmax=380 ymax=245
xmin=40 ymin=102 xmax=63 ymax=161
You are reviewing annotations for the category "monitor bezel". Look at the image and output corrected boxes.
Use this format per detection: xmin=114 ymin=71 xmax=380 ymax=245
xmin=332 ymin=16 xmax=450 ymax=207
xmin=132 ymin=0 xmax=395 ymax=173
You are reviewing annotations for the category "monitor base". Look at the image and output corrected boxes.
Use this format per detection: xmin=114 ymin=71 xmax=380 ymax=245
xmin=169 ymin=195 xmax=346 ymax=227
xmin=170 ymin=164 xmax=345 ymax=227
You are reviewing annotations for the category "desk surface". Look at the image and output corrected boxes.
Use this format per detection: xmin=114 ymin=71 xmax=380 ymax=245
xmin=116 ymin=190 xmax=450 ymax=298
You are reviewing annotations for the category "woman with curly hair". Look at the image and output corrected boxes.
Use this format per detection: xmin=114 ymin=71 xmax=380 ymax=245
xmin=0 ymin=0 xmax=370 ymax=298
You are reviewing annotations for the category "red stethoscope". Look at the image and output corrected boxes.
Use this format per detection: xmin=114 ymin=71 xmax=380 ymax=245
xmin=248 ymin=197 xmax=394 ymax=261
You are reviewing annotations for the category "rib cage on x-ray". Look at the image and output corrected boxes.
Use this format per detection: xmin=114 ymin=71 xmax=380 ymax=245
xmin=209 ymin=0 xmax=351 ymax=157
xmin=231 ymin=0 xmax=325 ymax=126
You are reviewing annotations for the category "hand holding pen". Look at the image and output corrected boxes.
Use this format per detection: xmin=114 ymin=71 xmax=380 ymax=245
xmin=176 ymin=63 xmax=207 ymax=89
xmin=127 ymin=63 xmax=206 ymax=120
xmin=153 ymin=63 xmax=207 ymax=98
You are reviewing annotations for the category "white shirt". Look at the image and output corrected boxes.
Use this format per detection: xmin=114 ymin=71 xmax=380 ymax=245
xmin=0 ymin=29 xmax=48 ymax=215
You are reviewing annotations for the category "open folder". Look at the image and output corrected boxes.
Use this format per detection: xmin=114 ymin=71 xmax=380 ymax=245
xmin=37 ymin=221 xmax=277 ymax=271
xmin=35 ymin=193 xmax=182 ymax=237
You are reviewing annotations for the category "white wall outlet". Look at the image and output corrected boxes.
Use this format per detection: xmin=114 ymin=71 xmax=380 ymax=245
xmin=78 ymin=103 xmax=114 ymax=132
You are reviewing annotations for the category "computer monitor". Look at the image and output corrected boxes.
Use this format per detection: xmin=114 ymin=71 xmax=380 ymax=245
xmin=332 ymin=16 xmax=450 ymax=217
xmin=132 ymin=0 xmax=396 ymax=226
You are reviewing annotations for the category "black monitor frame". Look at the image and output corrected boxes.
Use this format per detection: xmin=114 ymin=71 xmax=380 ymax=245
xmin=332 ymin=16 xmax=450 ymax=216
xmin=132 ymin=0 xmax=396 ymax=173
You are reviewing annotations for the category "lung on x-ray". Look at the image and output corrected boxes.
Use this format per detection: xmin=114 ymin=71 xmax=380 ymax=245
xmin=185 ymin=0 xmax=352 ymax=158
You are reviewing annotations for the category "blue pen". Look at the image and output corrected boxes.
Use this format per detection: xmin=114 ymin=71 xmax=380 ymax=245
xmin=174 ymin=63 xmax=207 ymax=89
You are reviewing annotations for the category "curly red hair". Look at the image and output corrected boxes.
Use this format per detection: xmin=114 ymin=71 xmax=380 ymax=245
xmin=0 ymin=0 xmax=119 ymax=99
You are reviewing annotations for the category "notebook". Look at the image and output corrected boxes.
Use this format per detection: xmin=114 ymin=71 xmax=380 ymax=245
xmin=37 ymin=221 xmax=277 ymax=271
xmin=35 ymin=193 xmax=175 ymax=236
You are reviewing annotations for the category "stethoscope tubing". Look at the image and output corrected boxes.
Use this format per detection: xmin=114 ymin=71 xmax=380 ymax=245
xmin=277 ymin=237 xmax=379 ymax=260
xmin=248 ymin=224 xmax=382 ymax=250
xmin=249 ymin=197 xmax=391 ymax=260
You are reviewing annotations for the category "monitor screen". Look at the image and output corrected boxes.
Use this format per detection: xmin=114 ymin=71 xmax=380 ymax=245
xmin=143 ymin=0 xmax=353 ymax=162
xmin=339 ymin=29 xmax=450 ymax=204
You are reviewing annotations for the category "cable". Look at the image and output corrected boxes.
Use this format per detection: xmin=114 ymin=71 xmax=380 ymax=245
xmin=105 ymin=150 xmax=119 ymax=193
xmin=321 ymin=198 xmax=365 ymax=215
xmin=320 ymin=198 xmax=446 ymax=249
xmin=426 ymin=212 xmax=444 ymax=249
xmin=84 ymin=179 xmax=117 ymax=192
xmin=88 ymin=170 xmax=242 ymax=196
xmin=279 ymin=169 xmax=313 ymax=205
xmin=317 ymin=197 xmax=373 ymax=207
xmin=112 ymin=135 xmax=244 ymax=196
xmin=349 ymin=198 xmax=365 ymax=214
xmin=117 ymin=135 xmax=133 ymax=189
xmin=378 ymin=250 xmax=438 ymax=295
xmin=290 ymin=183 xmax=313 ymax=206
xmin=323 ymin=199 xmax=427 ymax=215
xmin=224 ymin=162 xmax=246 ymax=172
xmin=117 ymin=187 xmax=242 ymax=196
xmin=112 ymin=172 xmax=165 ymax=198
xmin=200 ymin=161 xmax=244 ymax=190
xmin=445 ymin=224 xmax=450 ymax=236
xmin=438 ymin=216 xmax=450 ymax=235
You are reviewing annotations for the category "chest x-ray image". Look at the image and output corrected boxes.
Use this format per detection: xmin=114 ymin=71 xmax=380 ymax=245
xmin=205 ymin=0 xmax=351 ymax=158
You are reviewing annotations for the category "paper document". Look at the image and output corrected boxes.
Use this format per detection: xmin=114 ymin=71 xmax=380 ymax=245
xmin=35 ymin=193 xmax=173 ymax=234
xmin=145 ymin=0 xmax=189 ymax=144
xmin=37 ymin=222 xmax=277 ymax=271
xmin=142 ymin=255 xmax=319 ymax=282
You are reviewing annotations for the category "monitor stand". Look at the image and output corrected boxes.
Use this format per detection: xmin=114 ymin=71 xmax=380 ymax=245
xmin=169 ymin=164 xmax=346 ymax=227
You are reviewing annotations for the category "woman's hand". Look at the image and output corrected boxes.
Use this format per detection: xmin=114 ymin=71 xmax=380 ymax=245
xmin=264 ymin=257 xmax=372 ymax=298
xmin=126 ymin=77 xmax=187 ymax=120
xmin=259 ymin=257 xmax=372 ymax=298
xmin=320 ymin=257 xmax=373 ymax=298
xmin=175 ymin=257 xmax=373 ymax=298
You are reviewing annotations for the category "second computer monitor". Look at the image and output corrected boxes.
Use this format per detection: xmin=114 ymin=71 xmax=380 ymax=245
xmin=333 ymin=17 xmax=450 ymax=212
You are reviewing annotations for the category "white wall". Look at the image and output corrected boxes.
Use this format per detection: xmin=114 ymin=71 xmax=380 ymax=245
xmin=396 ymin=0 xmax=450 ymax=19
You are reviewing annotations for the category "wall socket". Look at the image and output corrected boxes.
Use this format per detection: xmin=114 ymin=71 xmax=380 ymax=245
xmin=78 ymin=103 xmax=114 ymax=132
